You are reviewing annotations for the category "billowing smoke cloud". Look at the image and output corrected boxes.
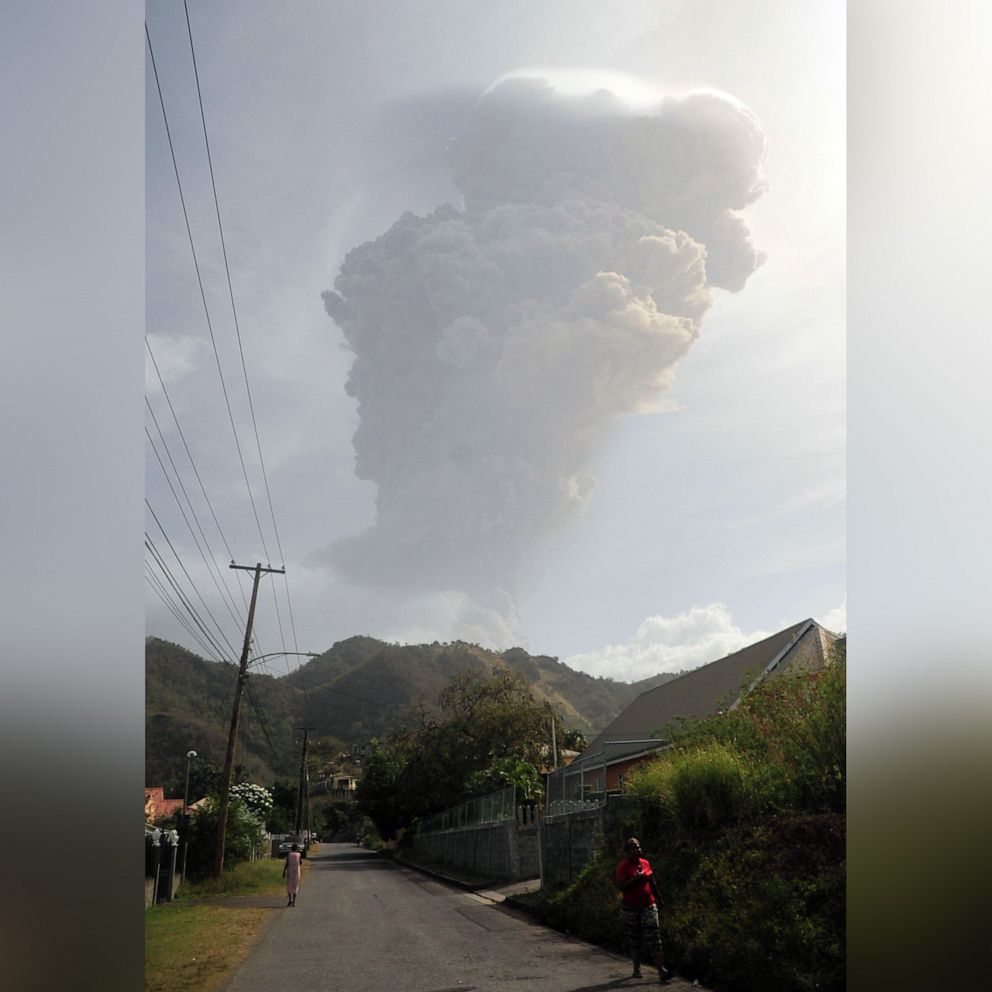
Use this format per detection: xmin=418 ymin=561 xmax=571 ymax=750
xmin=321 ymin=74 xmax=767 ymax=641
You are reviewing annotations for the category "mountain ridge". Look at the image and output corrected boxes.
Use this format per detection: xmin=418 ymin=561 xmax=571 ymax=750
xmin=145 ymin=634 xmax=680 ymax=788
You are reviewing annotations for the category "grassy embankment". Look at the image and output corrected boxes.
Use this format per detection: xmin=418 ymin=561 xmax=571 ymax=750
xmin=145 ymin=854 xmax=310 ymax=992
xmin=522 ymin=649 xmax=846 ymax=992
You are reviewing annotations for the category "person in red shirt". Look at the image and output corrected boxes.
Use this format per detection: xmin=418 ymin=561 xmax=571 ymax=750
xmin=615 ymin=837 xmax=671 ymax=982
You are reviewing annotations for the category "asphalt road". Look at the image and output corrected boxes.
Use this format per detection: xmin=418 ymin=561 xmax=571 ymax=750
xmin=222 ymin=842 xmax=682 ymax=992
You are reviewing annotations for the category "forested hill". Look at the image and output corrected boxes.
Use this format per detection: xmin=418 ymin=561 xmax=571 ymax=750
xmin=145 ymin=635 xmax=678 ymax=788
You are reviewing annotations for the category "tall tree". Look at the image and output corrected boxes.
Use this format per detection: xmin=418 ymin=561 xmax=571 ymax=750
xmin=357 ymin=667 xmax=557 ymax=837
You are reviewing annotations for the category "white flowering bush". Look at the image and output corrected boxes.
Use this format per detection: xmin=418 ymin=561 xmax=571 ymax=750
xmin=230 ymin=782 xmax=273 ymax=819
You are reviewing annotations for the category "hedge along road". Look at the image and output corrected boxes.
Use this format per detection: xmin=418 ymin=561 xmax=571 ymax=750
xmin=222 ymin=842 xmax=690 ymax=992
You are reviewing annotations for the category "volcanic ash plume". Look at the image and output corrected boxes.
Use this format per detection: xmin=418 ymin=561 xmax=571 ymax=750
xmin=321 ymin=76 xmax=768 ymax=629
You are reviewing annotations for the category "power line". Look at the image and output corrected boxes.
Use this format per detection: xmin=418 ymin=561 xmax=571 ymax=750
xmin=145 ymin=533 xmax=231 ymax=663
xmin=144 ymin=338 xmax=247 ymax=606
xmin=145 ymin=536 xmax=223 ymax=659
xmin=147 ymin=14 xmax=298 ymax=681
xmin=145 ymin=417 xmax=246 ymax=634
xmin=182 ymin=0 xmax=302 ymax=663
xmin=244 ymin=677 xmax=282 ymax=766
xmin=145 ymin=20 xmax=273 ymax=567
xmin=144 ymin=563 xmax=221 ymax=662
xmin=145 ymin=499 xmax=240 ymax=660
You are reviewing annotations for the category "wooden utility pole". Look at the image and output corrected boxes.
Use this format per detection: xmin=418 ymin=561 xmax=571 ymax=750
xmin=294 ymin=726 xmax=315 ymax=841
xmin=550 ymin=711 xmax=559 ymax=771
xmin=213 ymin=561 xmax=285 ymax=876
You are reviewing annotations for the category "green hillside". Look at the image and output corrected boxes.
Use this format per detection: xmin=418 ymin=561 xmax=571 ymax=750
xmin=145 ymin=634 xmax=680 ymax=790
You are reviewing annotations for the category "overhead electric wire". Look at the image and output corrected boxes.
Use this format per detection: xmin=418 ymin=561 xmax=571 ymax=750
xmin=145 ymin=533 xmax=232 ymax=663
xmin=237 ymin=665 xmax=424 ymax=730
xmin=145 ymin=561 xmax=204 ymax=651
xmin=146 ymin=21 xmax=273 ymax=572
xmin=145 ymin=416 xmax=247 ymax=634
xmin=147 ymin=333 xmax=273 ymax=658
xmin=148 ymin=14 xmax=302 ymax=672
xmin=145 ymin=499 xmax=241 ymax=660
xmin=145 ymin=337 xmax=249 ymax=610
xmin=182 ymin=0 xmax=302 ymax=662
xmin=267 ymin=579 xmax=289 ymax=660
xmin=146 ymin=535 xmax=223 ymax=659
xmin=145 ymin=500 xmax=238 ymax=663
xmin=244 ymin=677 xmax=281 ymax=766
xmin=145 ymin=563 xmax=220 ymax=661
xmin=145 ymin=545 xmax=230 ymax=667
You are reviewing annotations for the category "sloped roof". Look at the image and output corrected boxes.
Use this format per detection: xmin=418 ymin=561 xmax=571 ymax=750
xmin=144 ymin=787 xmax=184 ymax=820
xmin=575 ymin=618 xmax=823 ymax=769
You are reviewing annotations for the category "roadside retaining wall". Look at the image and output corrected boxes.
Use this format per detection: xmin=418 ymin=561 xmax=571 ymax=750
xmin=541 ymin=794 xmax=640 ymax=887
xmin=409 ymin=798 xmax=639 ymax=885
xmin=410 ymin=806 xmax=542 ymax=882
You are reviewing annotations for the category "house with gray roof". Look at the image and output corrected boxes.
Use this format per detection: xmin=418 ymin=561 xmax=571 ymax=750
xmin=548 ymin=618 xmax=841 ymax=807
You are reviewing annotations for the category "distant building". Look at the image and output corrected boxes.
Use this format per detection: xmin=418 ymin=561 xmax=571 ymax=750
xmin=350 ymin=741 xmax=372 ymax=761
xmin=332 ymin=774 xmax=360 ymax=794
xmin=144 ymin=787 xmax=184 ymax=823
xmin=313 ymin=771 xmax=362 ymax=800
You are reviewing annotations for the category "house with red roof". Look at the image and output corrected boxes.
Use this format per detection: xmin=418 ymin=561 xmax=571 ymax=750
xmin=144 ymin=787 xmax=185 ymax=823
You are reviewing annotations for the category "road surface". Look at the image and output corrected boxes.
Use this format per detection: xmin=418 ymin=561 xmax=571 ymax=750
xmin=222 ymin=842 xmax=687 ymax=992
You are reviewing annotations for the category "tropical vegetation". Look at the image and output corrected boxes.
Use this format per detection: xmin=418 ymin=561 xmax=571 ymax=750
xmin=527 ymin=644 xmax=846 ymax=992
xmin=357 ymin=667 xmax=558 ymax=838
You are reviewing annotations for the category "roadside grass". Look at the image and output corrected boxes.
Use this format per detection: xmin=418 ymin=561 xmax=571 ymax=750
xmin=182 ymin=855 xmax=290 ymax=899
xmin=145 ymin=855 xmax=310 ymax=992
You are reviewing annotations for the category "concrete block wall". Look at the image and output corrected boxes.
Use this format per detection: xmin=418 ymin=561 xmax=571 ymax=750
xmin=517 ymin=822 xmax=540 ymax=879
xmin=540 ymin=795 xmax=640 ymax=887
xmin=541 ymin=806 xmax=602 ymax=886
xmin=411 ymin=818 xmax=536 ymax=882
xmin=411 ymin=796 xmax=638 ymax=886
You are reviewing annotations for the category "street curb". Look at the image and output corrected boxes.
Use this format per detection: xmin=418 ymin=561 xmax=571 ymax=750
xmin=386 ymin=852 xmax=500 ymax=893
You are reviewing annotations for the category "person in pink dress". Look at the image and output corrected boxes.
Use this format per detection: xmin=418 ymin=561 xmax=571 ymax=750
xmin=282 ymin=843 xmax=302 ymax=906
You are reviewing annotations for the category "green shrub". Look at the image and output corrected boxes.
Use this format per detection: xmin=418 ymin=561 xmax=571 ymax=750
xmin=670 ymin=814 xmax=845 ymax=992
xmin=183 ymin=797 xmax=266 ymax=881
xmin=665 ymin=661 xmax=846 ymax=816
xmin=631 ymin=742 xmax=754 ymax=836
xmin=528 ymin=847 xmax=627 ymax=954
xmin=355 ymin=815 xmax=385 ymax=851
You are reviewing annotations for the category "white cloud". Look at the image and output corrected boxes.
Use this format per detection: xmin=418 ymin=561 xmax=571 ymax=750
xmin=564 ymin=603 xmax=768 ymax=682
xmin=818 ymin=596 xmax=847 ymax=634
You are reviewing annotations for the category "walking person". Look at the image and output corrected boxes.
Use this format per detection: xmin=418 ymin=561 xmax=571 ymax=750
xmin=615 ymin=837 xmax=671 ymax=983
xmin=283 ymin=842 xmax=302 ymax=907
